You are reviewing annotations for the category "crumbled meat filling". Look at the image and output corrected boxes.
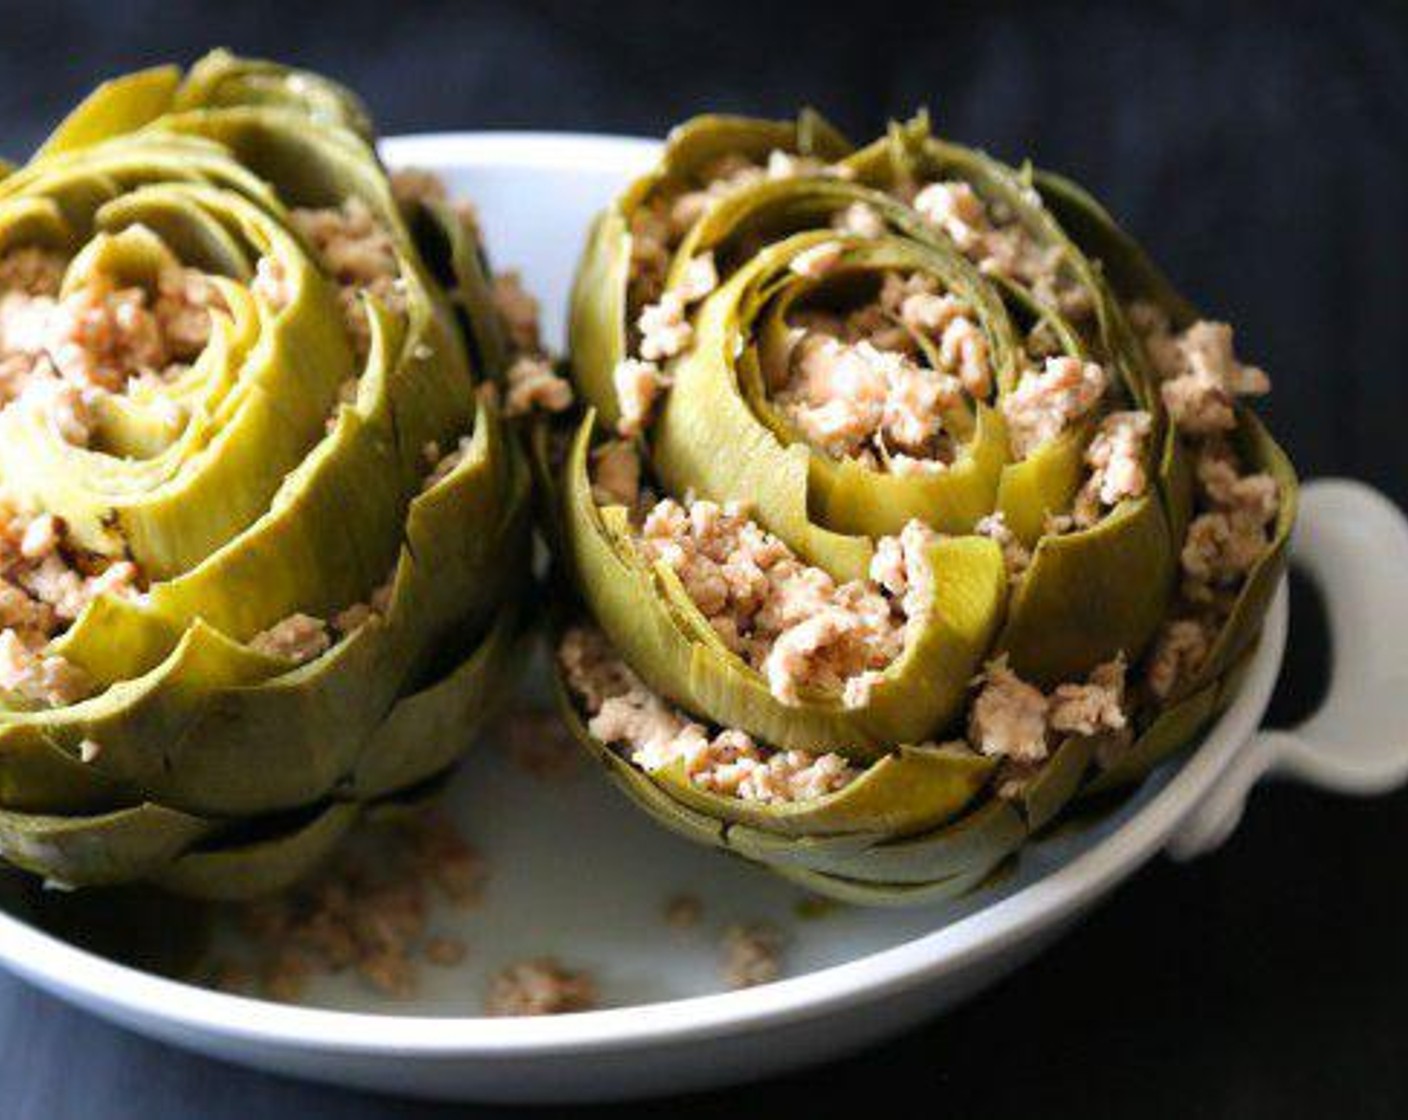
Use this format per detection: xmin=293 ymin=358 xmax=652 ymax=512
xmin=0 ymin=494 xmax=144 ymax=706
xmin=248 ymin=612 xmax=331 ymax=664
xmin=291 ymin=199 xmax=405 ymax=354
xmin=1000 ymin=357 xmax=1107 ymax=459
xmin=611 ymin=358 xmax=669 ymax=437
xmin=1073 ymin=409 xmax=1153 ymax=526
xmin=969 ymin=654 xmax=1127 ymax=768
xmin=975 ymin=512 xmax=1031 ymax=580
xmin=486 ymin=958 xmax=597 ymax=1017
xmin=217 ymin=813 xmax=485 ymax=1001
xmin=504 ymin=354 xmax=572 ymax=418
xmin=631 ymin=498 xmax=926 ymax=707
xmin=773 ymin=330 xmax=963 ymax=467
xmin=1132 ymin=306 xmax=1270 ymax=437
xmin=558 ymin=625 xmax=860 ymax=804
xmin=590 ymin=439 xmax=643 ymax=507
xmin=912 ymin=180 xmax=1089 ymax=319
xmin=721 ymin=922 xmax=786 ymax=989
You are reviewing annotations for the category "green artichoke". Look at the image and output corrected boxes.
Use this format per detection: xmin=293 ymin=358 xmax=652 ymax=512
xmin=551 ymin=112 xmax=1297 ymax=905
xmin=0 ymin=52 xmax=530 ymax=897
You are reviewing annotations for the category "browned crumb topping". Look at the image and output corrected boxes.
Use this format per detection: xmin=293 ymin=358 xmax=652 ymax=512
xmin=217 ymin=813 xmax=485 ymax=1002
xmin=558 ymin=625 xmax=860 ymax=804
xmin=486 ymin=957 xmax=597 ymax=1017
xmin=721 ymin=922 xmax=786 ymax=989
xmin=664 ymin=893 xmax=703 ymax=931
xmin=1000 ymin=357 xmax=1108 ymax=459
xmin=633 ymin=498 xmax=927 ymax=707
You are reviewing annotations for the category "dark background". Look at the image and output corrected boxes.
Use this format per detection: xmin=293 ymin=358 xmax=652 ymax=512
xmin=1 ymin=0 xmax=1406 ymax=1116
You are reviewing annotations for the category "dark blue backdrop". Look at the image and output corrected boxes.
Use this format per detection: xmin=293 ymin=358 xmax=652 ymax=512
xmin=0 ymin=1 xmax=1404 ymax=1116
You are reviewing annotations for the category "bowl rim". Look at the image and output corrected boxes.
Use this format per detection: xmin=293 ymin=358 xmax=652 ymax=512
xmin=0 ymin=130 xmax=1290 ymax=1059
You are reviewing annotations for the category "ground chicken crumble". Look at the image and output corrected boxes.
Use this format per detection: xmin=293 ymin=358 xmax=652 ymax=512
xmin=631 ymin=497 xmax=931 ymax=708
xmin=486 ymin=958 xmax=598 ymax=1016
xmin=215 ymin=813 xmax=484 ymax=1001
xmin=1133 ymin=305 xmax=1281 ymax=700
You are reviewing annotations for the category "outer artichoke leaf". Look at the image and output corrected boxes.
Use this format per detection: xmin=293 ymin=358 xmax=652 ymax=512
xmin=568 ymin=208 xmax=632 ymax=428
xmin=736 ymin=797 xmax=1026 ymax=885
xmin=1020 ymin=734 xmax=1096 ymax=832
xmin=1000 ymin=490 xmax=1176 ymax=686
xmin=350 ymin=599 xmax=525 ymax=799
xmin=768 ymin=861 xmax=993 ymax=908
xmin=37 ymin=66 xmax=182 ymax=158
xmin=1084 ymin=684 xmax=1218 ymax=796
xmin=174 ymin=49 xmax=375 ymax=143
xmin=155 ymin=802 xmax=359 ymax=901
xmin=0 ymin=801 xmax=212 ymax=889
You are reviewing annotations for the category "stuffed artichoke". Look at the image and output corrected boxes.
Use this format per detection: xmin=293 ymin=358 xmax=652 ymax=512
xmin=552 ymin=113 xmax=1296 ymax=904
xmin=0 ymin=53 xmax=531 ymax=897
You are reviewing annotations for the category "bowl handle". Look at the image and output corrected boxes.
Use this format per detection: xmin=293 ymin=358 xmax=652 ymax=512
xmin=1169 ymin=478 xmax=1408 ymax=860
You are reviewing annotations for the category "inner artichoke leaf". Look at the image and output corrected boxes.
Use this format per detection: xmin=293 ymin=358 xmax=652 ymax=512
xmin=998 ymin=489 xmax=1176 ymax=686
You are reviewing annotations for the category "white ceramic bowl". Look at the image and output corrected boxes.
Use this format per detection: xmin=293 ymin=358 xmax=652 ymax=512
xmin=0 ymin=134 xmax=1405 ymax=1105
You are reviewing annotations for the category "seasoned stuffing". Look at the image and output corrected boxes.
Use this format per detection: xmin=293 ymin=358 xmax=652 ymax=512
xmin=1180 ymin=441 xmax=1280 ymax=604
xmin=487 ymin=958 xmax=598 ymax=1017
xmin=558 ymin=625 xmax=860 ymax=804
xmin=1135 ymin=311 xmax=1270 ymax=436
xmin=1074 ymin=410 xmax=1153 ymax=525
xmin=774 ymin=333 xmax=963 ymax=465
xmin=220 ymin=813 xmax=485 ymax=1001
xmin=497 ymin=707 xmax=582 ymax=781
xmin=251 ymin=255 xmax=294 ymax=310
xmin=504 ymin=354 xmax=573 ymax=418
xmin=833 ymin=201 xmax=885 ymax=238
xmin=612 ymin=358 xmax=669 ymax=437
xmin=664 ymin=893 xmax=703 ymax=931
xmin=789 ymin=240 xmax=845 ymax=279
xmin=291 ymin=199 xmax=404 ymax=351
xmin=970 ymin=654 xmax=1127 ymax=766
xmin=637 ymin=292 xmax=693 ymax=362
xmin=0 ymin=628 xmax=90 ymax=706
xmin=633 ymin=498 xmax=923 ymax=706
xmin=913 ymin=180 xmax=1087 ymax=317
xmin=248 ymin=613 xmax=330 ymax=664
xmin=1000 ymin=357 xmax=1107 ymax=459
xmin=975 ymin=512 xmax=1032 ymax=580
xmin=0 ymin=494 xmax=142 ymax=705
xmin=331 ymin=578 xmax=394 ymax=636
xmin=1049 ymin=655 xmax=1128 ymax=736
xmin=677 ymin=252 xmax=719 ymax=303
xmin=492 ymin=271 xmax=542 ymax=355
xmin=969 ymin=656 xmax=1051 ymax=763
xmin=590 ymin=438 xmax=642 ymax=507
xmin=721 ymin=922 xmax=785 ymax=989
xmin=1146 ymin=616 xmax=1214 ymax=700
